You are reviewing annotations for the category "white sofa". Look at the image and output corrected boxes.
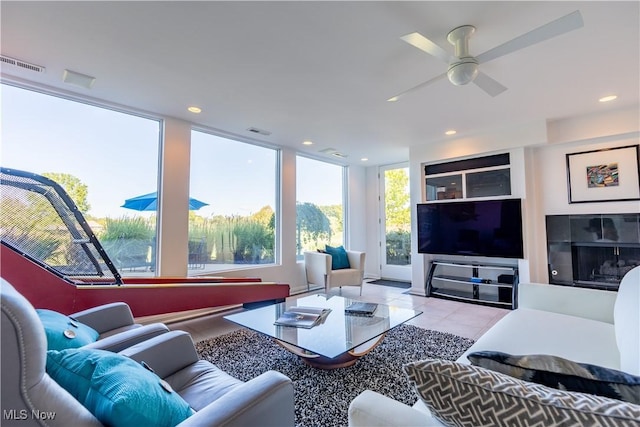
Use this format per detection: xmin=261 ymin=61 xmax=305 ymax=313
xmin=349 ymin=266 xmax=640 ymax=426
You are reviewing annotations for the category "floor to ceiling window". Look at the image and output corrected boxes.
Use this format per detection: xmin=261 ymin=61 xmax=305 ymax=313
xmin=296 ymin=156 xmax=345 ymax=258
xmin=1 ymin=84 xmax=161 ymax=276
xmin=188 ymin=130 xmax=278 ymax=273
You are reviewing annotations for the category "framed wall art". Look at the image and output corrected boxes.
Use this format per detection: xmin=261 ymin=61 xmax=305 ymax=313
xmin=566 ymin=144 xmax=640 ymax=203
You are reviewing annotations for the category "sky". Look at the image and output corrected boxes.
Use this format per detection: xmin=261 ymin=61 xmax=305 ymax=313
xmin=1 ymin=83 xmax=343 ymax=219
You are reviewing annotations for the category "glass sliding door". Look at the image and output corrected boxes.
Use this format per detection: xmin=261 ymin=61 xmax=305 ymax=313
xmin=379 ymin=164 xmax=411 ymax=281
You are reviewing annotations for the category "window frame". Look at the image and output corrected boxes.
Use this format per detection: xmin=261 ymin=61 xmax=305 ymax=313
xmin=188 ymin=127 xmax=281 ymax=273
xmin=295 ymin=154 xmax=347 ymax=258
xmin=1 ymin=81 xmax=163 ymax=276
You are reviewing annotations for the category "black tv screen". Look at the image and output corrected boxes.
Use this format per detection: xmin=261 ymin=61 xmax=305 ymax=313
xmin=417 ymin=199 xmax=524 ymax=259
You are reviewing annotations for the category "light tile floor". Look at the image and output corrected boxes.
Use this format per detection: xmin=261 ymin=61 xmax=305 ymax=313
xmin=157 ymin=281 xmax=509 ymax=343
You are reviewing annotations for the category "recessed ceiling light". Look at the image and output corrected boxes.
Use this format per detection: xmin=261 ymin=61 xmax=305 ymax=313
xmin=361 ymin=158 xmax=368 ymax=162
xmin=445 ymin=130 xmax=457 ymax=135
xmin=598 ymin=95 xmax=617 ymax=103
xmin=187 ymin=106 xmax=202 ymax=113
xmin=387 ymin=96 xmax=399 ymax=102
xmin=302 ymin=140 xmax=313 ymax=145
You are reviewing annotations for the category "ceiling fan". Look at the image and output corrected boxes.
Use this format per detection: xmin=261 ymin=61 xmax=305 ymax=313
xmin=389 ymin=10 xmax=584 ymax=100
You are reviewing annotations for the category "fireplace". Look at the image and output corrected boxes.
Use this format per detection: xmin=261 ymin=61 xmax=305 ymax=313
xmin=546 ymin=214 xmax=640 ymax=290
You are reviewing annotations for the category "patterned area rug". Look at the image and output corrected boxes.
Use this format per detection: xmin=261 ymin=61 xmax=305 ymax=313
xmin=195 ymin=324 xmax=474 ymax=427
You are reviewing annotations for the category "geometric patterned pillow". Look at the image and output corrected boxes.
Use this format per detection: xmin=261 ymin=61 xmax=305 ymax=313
xmin=404 ymin=359 xmax=640 ymax=427
xmin=467 ymin=351 xmax=640 ymax=405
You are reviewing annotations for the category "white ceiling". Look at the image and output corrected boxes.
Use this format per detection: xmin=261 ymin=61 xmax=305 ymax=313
xmin=1 ymin=1 xmax=638 ymax=166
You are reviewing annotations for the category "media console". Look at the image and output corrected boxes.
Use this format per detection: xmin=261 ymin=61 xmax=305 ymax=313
xmin=426 ymin=260 xmax=519 ymax=309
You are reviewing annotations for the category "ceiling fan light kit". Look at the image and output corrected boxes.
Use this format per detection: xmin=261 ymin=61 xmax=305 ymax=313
xmin=447 ymin=58 xmax=479 ymax=86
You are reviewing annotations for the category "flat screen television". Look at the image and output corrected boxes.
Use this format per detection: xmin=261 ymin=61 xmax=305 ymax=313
xmin=417 ymin=199 xmax=524 ymax=259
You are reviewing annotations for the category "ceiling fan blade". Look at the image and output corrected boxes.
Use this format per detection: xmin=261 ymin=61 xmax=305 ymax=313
xmin=387 ymin=73 xmax=447 ymax=101
xmin=473 ymin=72 xmax=508 ymax=97
xmin=476 ymin=10 xmax=584 ymax=64
xmin=401 ymin=32 xmax=453 ymax=63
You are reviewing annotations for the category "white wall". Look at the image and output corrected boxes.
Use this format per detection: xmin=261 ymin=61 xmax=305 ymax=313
xmin=407 ymin=120 xmax=547 ymax=294
xmin=536 ymin=138 xmax=640 ymax=216
xmin=529 ymin=108 xmax=640 ymax=281
xmin=406 ymin=106 xmax=640 ymax=292
xmin=347 ymin=164 xmax=368 ymax=253
xmin=157 ymin=118 xmax=191 ymax=276
xmin=364 ymin=165 xmax=381 ymax=279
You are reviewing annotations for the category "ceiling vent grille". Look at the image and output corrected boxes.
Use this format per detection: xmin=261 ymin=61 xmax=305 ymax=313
xmin=319 ymin=148 xmax=348 ymax=158
xmin=0 ymin=55 xmax=46 ymax=73
xmin=247 ymin=127 xmax=271 ymax=136
xmin=319 ymin=148 xmax=337 ymax=154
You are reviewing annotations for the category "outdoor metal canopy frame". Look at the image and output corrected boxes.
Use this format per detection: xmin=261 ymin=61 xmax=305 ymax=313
xmin=0 ymin=167 xmax=123 ymax=285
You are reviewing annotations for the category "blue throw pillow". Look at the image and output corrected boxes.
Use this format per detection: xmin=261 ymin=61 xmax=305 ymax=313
xmin=325 ymin=245 xmax=350 ymax=270
xmin=46 ymin=348 xmax=192 ymax=427
xmin=468 ymin=351 xmax=640 ymax=405
xmin=36 ymin=309 xmax=100 ymax=351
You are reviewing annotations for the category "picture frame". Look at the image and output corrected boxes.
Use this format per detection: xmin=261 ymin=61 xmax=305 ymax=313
xmin=566 ymin=144 xmax=640 ymax=203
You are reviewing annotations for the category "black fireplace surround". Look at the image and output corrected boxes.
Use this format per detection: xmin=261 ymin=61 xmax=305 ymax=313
xmin=546 ymin=213 xmax=640 ymax=290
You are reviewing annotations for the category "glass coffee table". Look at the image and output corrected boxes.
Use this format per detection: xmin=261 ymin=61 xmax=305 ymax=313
xmin=224 ymin=294 xmax=422 ymax=369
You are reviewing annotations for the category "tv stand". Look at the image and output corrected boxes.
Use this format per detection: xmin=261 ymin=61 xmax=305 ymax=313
xmin=426 ymin=260 xmax=519 ymax=309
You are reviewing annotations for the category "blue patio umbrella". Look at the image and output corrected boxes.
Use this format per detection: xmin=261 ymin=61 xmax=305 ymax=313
xmin=121 ymin=192 xmax=208 ymax=211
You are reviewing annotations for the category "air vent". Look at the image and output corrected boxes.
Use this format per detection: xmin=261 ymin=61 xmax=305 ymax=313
xmin=247 ymin=127 xmax=271 ymax=136
xmin=0 ymin=55 xmax=45 ymax=73
xmin=319 ymin=148 xmax=337 ymax=154
xmin=319 ymin=148 xmax=348 ymax=158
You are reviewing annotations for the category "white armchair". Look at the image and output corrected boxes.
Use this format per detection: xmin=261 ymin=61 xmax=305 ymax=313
xmin=304 ymin=250 xmax=365 ymax=295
